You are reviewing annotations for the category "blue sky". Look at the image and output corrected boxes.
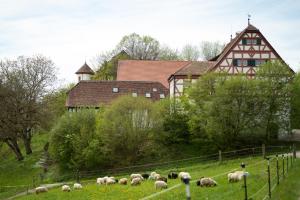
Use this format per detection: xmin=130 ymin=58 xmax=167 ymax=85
xmin=0 ymin=0 xmax=299 ymax=84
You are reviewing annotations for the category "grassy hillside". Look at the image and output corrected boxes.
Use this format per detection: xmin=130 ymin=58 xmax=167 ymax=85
xmin=0 ymin=134 xmax=50 ymax=199
xmin=15 ymin=155 xmax=298 ymax=200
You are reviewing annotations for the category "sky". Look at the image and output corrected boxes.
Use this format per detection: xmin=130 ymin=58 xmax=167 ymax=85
xmin=1 ymin=0 xmax=300 ymax=85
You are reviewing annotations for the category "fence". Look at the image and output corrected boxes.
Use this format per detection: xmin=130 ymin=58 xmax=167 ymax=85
xmin=0 ymin=144 xmax=297 ymax=200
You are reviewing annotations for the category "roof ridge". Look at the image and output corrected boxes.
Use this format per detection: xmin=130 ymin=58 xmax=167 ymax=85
xmin=119 ymin=59 xmax=190 ymax=63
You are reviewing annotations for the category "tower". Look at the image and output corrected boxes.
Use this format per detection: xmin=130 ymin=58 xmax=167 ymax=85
xmin=75 ymin=62 xmax=95 ymax=82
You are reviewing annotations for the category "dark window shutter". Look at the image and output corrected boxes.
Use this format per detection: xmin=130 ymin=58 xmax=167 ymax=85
xmin=248 ymin=59 xmax=255 ymax=66
xmin=242 ymin=39 xmax=247 ymax=45
xmin=257 ymin=39 xmax=261 ymax=45
xmin=233 ymin=59 xmax=238 ymax=66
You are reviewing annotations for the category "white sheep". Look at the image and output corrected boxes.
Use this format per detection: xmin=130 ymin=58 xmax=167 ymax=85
xmin=62 ymin=185 xmax=71 ymax=192
xmin=155 ymin=180 xmax=168 ymax=189
xmin=73 ymin=183 xmax=83 ymax=189
xmin=179 ymin=172 xmax=191 ymax=180
xmin=130 ymin=173 xmax=144 ymax=180
xmin=228 ymin=171 xmax=246 ymax=182
xmin=35 ymin=186 xmax=48 ymax=194
xmin=149 ymin=172 xmax=157 ymax=180
xmin=197 ymin=177 xmax=217 ymax=187
xmin=154 ymin=173 xmax=162 ymax=180
xmin=119 ymin=178 xmax=128 ymax=185
xmin=106 ymin=177 xmax=116 ymax=185
xmin=131 ymin=177 xmax=142 ymax=186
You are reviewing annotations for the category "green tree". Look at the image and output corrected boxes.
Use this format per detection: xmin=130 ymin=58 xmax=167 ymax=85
xmin=200 ymin=41 xmax=225 ymax=60
xmin=180 ymin=44 xmax=200 ymax=61
xmin=291 ymin=73 xmax=300 ymax=129
xmin=97 ymin=96 xmax=163 ymax=166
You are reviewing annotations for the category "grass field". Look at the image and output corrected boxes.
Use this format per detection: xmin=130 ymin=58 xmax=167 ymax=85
xmin=15 ymin=154 xmax=298 ymax=200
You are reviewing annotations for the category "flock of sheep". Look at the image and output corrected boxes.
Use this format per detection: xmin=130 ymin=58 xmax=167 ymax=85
xmin=34 ymin=170 xmax=248 ymax=194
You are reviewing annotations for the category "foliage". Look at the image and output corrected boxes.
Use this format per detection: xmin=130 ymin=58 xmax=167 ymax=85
xmin=50 ymin=110 xmax=103 ymax=171
xmin=291 ymin=72 xmax=300 ymax=129
xmin=96 ymin=96 xmax=163 ymax=166
xmin=158 ymin=45 xmax=181 ymax=60
xmin=200 ymin=41 xmax=225 ymax=60
xmin=180 ymin=44 xmax=200 ymax=61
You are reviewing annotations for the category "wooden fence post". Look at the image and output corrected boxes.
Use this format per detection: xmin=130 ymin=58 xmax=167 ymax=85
xmin=219 ymin=150 xmax=222 ymax=163
xmin=262 ymin=144 xmax=266 ymax=159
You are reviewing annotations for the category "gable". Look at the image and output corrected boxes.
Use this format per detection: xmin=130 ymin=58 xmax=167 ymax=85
xmin=210 ymin=24 xmax=291 ymax=76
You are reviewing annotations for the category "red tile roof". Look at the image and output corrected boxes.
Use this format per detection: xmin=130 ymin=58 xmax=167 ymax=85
xmin=66 ymin=80 xmax=169 ymax=107
xmin=117 ymin=60 xmax=191 ymax=88
xmin=173 ymin=61 xmax=216 ymax=76
xmin=75 ymin=63 xmax=95 ymax=75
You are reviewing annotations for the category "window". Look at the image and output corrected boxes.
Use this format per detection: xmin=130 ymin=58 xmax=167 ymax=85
xmin=112 ymin=87 xmax=119 ymax=93
xmin=145 ymin=92 xmax=151 ymax=98
xmin=160 ymin=94 xmax=165 ymax=99
xmin=152 ymin=88 xmax=157 ymax=92
xmin=78 ymin=76 xmax=81 ymax=82
xmin=233 ymin=59 xmax=238 ymax=66
xmin=132 ymin=92 xmax=137 ymax=97
xmin=247 ymin=59 xmax=256 ymax=67
xmin=256 ymin=39 xmax=261 ymax=45
xmin=255 ymin=60 xmax=267 ymax=66
xmin=242 ymin=39 xmax=261 ymax=45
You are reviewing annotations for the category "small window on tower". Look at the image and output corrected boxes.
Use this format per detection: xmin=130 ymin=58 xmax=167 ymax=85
xmin=112 ymin=87 xmax=119 ymax=93
xmin=78 ymin=76 xmax=81 ymax=82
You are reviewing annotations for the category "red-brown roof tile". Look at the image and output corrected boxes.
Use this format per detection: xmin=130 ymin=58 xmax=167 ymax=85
xmin=66 ymin=80 xmax=169 ymax=107
xmin=173 ymin=61 xmax=216 ymax=76
xmin=117 ymin=60 xmax=191 ymax=88
xmin=75 ymin=63 xmax=95 ymax=75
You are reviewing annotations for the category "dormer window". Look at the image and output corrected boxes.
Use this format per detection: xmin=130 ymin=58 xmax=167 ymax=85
xmin=145 ymin=92 xmax=151 ymax=98
xmin=160 ymin=94 xmax=165 ymax=99
xmin=112 ymin=87 xmax=119 ymax=93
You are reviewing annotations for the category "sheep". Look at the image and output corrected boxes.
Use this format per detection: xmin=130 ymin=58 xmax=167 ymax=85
xmin=155 ymin=180 xmax=168 ymax=189
xmin=97 ymin=177 xmax=106 ymax=185
xmin=179 ymin=172 xmax=191 ymax=181
xmin=157 ymin=176 xmax=168 ymax=183
xmin=149 ymin=172 xmax=158 ymax=180
xmin=154 ymin=173 xmax=162 ymax=180
xmin=106 ymin=177 xmax=116 ymax=185
xmin=62 ymin=185 xmax=71 ymax=192
xmin=131 ymin=177 xmax=142 ymax=186
xmin=35 ymin=186 xmax=48 ymax=194
xmin=196 ymin=177 xmax=217 ymax=187
xmin=142 ymin=173 xmax=150 ymax=179
xmin=228 ymin=171 xmax=246 ymax=183
xmin=73 ymin=183 xmax=83 ymax=189
xmin=130 ymin=174 xmax=144 ymax=181
xmin=168 ymin=172 xmax=178 ymax=179
xmin=119 ymin=178 xmax=128 ymax=185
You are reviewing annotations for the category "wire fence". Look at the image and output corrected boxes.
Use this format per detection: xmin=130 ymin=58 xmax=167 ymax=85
xmin=0 ymin=144 xmax=297 ymax=200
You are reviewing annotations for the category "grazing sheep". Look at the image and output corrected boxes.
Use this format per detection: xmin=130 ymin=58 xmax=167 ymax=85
xmin=142 ymin=173 xmax=150 ymax=179
xmin=149 ymin=172 xmax=158 ymax=180
xmin=119 ymin=178 xmax=128 ymax=185
xmin=130 ymin=174 xmax=144 ymax=181
xmin=62 ymin=185 xmax=71 ymax=192
xmin=168 ymin=172 xmax=178 ymax=179
xmin=228 ymin=171 xmax=246 ymax=183
xmin=154 ymin=173 xmax=162 ymax=180
xmin=157 ymin=176 xmax=168 ymax=183
xmin=35 ymin=186 xmax=48 ymax=194
xmin=196 ymin=177 xmax=217 ymax=187
xmin=131 ymin=177 xmax=142 ymax=186
xmin=73 ymin=183 xmax=83 ymax=189
xmin=155 ymin=180 xmax=168 ymax=189
xmin=106 ymin=178 xmax=116 ymax=185
xmin=179 ymin=172 xmax=191 ymax=181
xmin=97 ymin=177 xmax=106 ymax=185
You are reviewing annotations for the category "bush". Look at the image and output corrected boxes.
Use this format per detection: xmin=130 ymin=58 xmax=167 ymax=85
xmin=50 ymin=110 xmax=104 ymax=171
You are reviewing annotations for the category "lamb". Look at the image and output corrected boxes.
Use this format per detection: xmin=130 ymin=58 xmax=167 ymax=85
xmin=228 ymin=171 xmax=246 ymax=182
xmin=131 ymin=177 xmax=142 ymax=186
xmin=157 ymin=176 xmax=168 ymax=183
xmin=35 ymin=186 xmax=48 ymax=194
xmin=119 ymin=178 xmax=128 ymax=185
xmin=155 ymin=180 xmax=168 ymax=189
xmin=130 ymin=173 xmax=144 ymax=181
xmin=168 ymin=172 xmax=178 ymax=179
xmin=62 ymin=185 xmax=71 ymax=192
xmin=179 ymin=172 xmax=191 ymax=181
xmin=106 ymin=177 xmax=116 ymax=185
xmin=196 ymin=177 xmax=217 ymax=187
xmin=73 ymin=183 xmax=83 ymax=189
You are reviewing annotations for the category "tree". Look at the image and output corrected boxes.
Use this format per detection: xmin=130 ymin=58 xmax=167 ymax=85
xmin=158 ymin=45 xmax=180 ymax=60
xmin=180 ymin=44 xmax=200 ymax=61
xmin=97 ymin=96 xmax=163 ymax=166
xmin=116 ymin=33 xmax=160 ymax=60
xmin=200 ymin=41 xmax=225 ymax=60
xmin=0 ymin=55 xmax=57 ymax=156
xmin=291 ymin=73 xmax=300 ymax=129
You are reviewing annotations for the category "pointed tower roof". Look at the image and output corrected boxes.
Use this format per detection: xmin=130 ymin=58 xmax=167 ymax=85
xmin=75 ymin=62 xmax=95 ymax=75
